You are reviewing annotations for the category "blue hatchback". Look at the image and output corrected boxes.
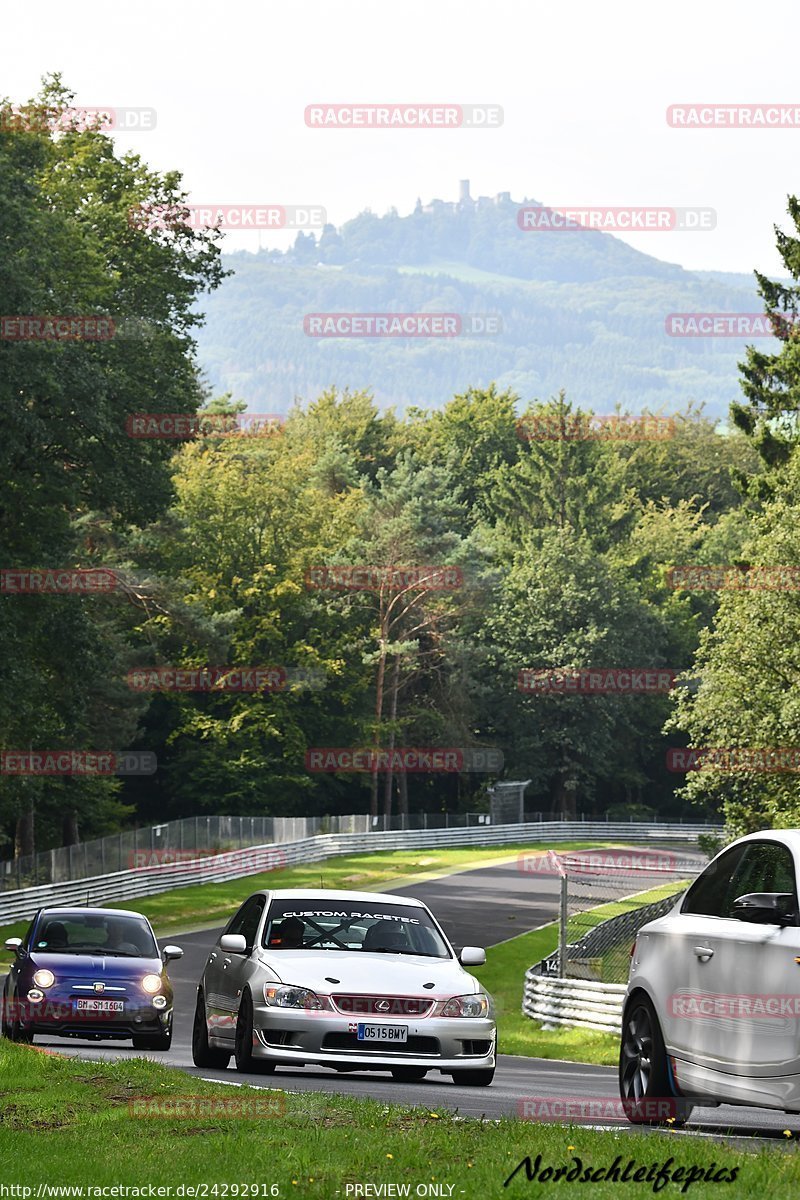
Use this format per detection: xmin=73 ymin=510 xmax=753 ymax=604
xmin=1 ymin=907 xmax=182 ymax=1050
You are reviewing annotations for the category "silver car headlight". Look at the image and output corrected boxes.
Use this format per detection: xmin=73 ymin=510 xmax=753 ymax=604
xmin=440 ymin=993 xmax=491 ymax=1018
xmin=263 ymin=983 xmax=327 ymax=1010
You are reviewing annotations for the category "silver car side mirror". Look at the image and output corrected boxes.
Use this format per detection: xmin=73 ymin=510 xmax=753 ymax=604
xmin=220 ymin=933 xmax=248 ymax=953
xmin=4 ymin=937 xmax=22 ymax=953
xmin=162 ymin=945 xmax=183 ymax=961
xmin=459 ymin=946 xmax=486 ymax=966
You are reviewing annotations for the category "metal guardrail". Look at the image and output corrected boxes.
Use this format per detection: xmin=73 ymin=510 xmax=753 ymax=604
xmin=523 ymin=976 xmax=628 ymax=1035
xmin=0 ymin=821 xmax=721 ymax=925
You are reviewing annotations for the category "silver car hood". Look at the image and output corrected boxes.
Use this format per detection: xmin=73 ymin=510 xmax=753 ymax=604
xmin=255 ymin=949 xmax=481 ymax=996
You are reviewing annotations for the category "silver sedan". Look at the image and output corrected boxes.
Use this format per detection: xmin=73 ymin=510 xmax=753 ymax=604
xmin=192 ymin=888 xmax=496 ymax=1085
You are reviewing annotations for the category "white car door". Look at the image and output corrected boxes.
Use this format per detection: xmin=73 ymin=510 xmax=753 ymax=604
xmin=691 ymin=839 xmax=800 ymax=1075
xmin=656 ymin=841 xmax=751 ymax=1062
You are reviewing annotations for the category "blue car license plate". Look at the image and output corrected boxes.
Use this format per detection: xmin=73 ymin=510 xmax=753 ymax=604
xmin=75 ymin=999 xmax=125 ymax=1013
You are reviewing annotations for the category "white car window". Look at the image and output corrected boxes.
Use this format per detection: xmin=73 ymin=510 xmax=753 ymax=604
xmin=682 ymin=841 xmax=798 ymax=920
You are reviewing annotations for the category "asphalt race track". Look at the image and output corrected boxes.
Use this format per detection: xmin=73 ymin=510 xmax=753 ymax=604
xmin=29 ymin=849 xmax=800 ymax=1145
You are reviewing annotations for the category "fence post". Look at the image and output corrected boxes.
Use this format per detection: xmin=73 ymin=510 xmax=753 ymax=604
xmin=559 ymin=875 xmax=568 ymax=979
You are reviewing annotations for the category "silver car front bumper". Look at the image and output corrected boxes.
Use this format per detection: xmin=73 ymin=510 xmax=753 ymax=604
xmin=248 ymin=1002 xmax=496 ymax=1071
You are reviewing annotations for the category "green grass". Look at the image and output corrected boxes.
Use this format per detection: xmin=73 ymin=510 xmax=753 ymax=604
xmin=475 ymin=881 xmax=690 ymax=1066
xmin=0 ymin=1041 xmax=793 ymax=1198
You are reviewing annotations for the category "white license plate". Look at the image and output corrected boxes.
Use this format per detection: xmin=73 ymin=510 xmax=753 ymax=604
xmin=357 ymin=1023 xmax=408 ymax=1043
xmin=75 ymin=999 xmax=125 ymax=1013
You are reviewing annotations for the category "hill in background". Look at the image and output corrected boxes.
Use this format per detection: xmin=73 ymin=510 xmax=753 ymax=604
xmin=194 ymin=184 xmax=768 ymax=417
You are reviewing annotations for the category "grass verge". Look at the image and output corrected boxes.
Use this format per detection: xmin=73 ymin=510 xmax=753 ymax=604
xmin=0 ymin=1041 xmax=789 ymax=1199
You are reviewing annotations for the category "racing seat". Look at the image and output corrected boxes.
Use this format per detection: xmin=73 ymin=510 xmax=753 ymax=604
xmin=269 ymin=917 xmax=304 ymax=948
xmin=362 ymin=923 xmax=408 ymax=952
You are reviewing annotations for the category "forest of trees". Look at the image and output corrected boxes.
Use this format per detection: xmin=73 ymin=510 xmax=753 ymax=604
xmin=4 ymin=81 xmax=800 ymax=858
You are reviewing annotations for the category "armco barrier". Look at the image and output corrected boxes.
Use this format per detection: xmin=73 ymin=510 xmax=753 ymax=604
xmin=523 ymin=976 xmax=628 ymax=1035
xmin=0 ymin=821 xmax=720 ymax=925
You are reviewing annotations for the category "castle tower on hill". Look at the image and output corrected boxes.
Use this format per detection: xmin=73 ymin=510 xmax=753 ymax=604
xmin=421 ymin=182 xmax=511 ymax=215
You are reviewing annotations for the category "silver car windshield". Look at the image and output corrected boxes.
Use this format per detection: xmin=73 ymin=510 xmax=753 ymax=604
xmin=262 ymin=900 xmax=451 ymax=958
xmin=33 ymin=912 xmax=158 ymax=957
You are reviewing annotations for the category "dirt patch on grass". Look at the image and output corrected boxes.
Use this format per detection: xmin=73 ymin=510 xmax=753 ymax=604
xmin=0 ymin=1104 xmax=78 ymax=1131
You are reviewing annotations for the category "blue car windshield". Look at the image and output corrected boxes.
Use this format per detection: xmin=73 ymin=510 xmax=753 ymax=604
xmin=33 ymin=912 xmax=158 ymax=958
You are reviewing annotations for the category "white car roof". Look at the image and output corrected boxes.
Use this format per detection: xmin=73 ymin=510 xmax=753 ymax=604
xmin=259 ymin=888 xmax=426 ymax=907
xmin=726 ymin=829 xmax=800 ymax=850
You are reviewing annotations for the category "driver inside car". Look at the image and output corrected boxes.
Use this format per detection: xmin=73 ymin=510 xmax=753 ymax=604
xmin=269 ymin=917 xmax=304 ymax=948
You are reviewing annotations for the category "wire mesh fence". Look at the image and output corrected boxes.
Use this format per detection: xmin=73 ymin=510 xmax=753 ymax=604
xmin=525 ymin=846 xmax=706 ymax=983
xmin=0 ymin=810 xmax=499 ymax=891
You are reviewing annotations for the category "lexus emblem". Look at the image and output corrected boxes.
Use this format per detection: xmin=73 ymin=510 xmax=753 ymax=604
xmin=375 ymin=999 xmax=390 ymax=1012
xmin=93 ymin=982 xmax=105 ymax=994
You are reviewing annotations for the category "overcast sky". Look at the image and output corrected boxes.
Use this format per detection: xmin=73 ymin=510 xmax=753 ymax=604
xmin=3 ymin=0 xmax=798 ymax=275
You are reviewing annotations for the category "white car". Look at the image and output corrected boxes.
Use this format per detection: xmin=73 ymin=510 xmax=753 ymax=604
xmin=192 ymin=888 xmax=496 ymax=1085
xmin=620 ymin=829 xmax=800 ymax=1124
